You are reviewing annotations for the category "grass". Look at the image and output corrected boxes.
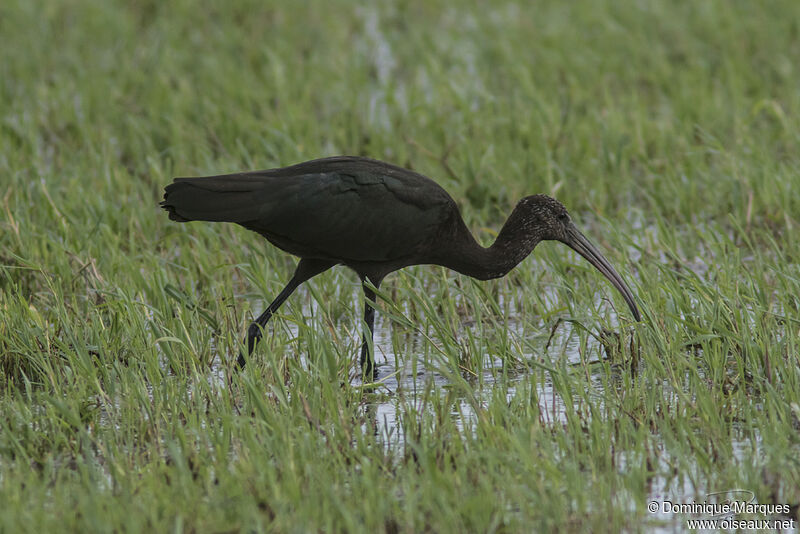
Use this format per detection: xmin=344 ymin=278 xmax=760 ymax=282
xmin=1 ymin=0 xmax=800 ymax=531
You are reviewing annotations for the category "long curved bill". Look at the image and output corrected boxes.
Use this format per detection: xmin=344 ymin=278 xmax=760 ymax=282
xmin=562 ymin=224 xmax=641 ymax=321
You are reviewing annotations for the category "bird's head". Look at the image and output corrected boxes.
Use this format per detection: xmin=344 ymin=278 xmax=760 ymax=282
xmin=514 ymin=194 xmax=573 ymax=242
xmin=512 ymin=194 xmax=641 ymax=321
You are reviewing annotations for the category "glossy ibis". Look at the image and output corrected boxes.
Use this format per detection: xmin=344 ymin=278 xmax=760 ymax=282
xmin=161 ymin=156 xmax=640 ymax=377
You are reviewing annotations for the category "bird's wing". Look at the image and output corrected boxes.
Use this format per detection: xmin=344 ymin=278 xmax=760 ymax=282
xmin=244 ymin=170 xmax=454 ymax=262
xmin=164 ymin=158 xmax=455 ymax=263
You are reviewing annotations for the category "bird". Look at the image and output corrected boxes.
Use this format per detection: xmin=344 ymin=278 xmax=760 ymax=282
xmin=161 ymin=156 xmax=641 ymax=378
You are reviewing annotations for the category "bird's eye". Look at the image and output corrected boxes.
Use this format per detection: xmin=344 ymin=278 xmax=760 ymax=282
xmin=559 ymin=213 xmax=570 ymax=223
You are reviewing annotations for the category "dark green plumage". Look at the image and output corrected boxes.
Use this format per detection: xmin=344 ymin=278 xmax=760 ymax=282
xmin=163 ymin=157 xmax=454 ymax=265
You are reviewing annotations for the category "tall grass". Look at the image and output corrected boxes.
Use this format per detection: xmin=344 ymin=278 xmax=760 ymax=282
xmin=1 ymin=0 xmax=799 ymax=531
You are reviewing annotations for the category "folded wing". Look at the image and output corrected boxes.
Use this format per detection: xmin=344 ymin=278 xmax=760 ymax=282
xmin=161 ymin=157 xmax=455 ymax=263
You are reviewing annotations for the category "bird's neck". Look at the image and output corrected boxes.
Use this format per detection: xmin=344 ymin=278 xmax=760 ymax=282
xmin=439 ymin=209 xmax=541 ymax=281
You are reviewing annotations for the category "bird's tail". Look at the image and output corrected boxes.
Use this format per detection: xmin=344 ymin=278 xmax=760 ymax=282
xmin=160 ymin=176 xmax=266 ymax=223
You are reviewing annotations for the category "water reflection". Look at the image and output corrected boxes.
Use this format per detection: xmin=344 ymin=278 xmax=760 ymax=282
xmin=203 ymin=275 xmax=766 ymax=533
xmin=356 ymin=300 xmax=597 ymax=448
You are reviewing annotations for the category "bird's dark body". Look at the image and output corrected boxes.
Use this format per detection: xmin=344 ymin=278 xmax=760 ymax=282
xmin=165 ymin=157 xmax=461 ymax=282
xmin=162 ymin=156 xmax=641 ymax=377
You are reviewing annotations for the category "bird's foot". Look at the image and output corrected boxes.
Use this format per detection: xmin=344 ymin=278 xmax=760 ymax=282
xmin=238 ymin=322 xmax=265 ymax=369
xmin=360 ymin=361 xmax=377 ymax=383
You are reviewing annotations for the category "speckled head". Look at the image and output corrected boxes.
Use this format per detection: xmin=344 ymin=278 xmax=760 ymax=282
xmin=512 ymin=194 xmax=641 ymax=321
xmin=514 ymin=194 xmax=572 ymax=242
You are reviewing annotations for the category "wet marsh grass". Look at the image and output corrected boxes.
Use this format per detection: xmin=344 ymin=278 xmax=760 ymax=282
xmin=2 ymin=0 xmax=800 ymax=531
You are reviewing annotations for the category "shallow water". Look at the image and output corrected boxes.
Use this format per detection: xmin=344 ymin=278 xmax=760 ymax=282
xmin=355 ymin=319 xmax=772 ymax=533
xmin=361 ymin=311 xmax=577 ymax=445
xmin=232 ymin=278 xmax=629 ymax=438
xmin=199 ymin=272 xmax=781 ymax=532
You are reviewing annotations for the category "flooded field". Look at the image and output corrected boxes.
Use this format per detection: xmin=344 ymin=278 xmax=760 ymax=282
xmin=197 ymin=275 xmax=780 ymax=533
xmin=3 ymin=0 xmax=799 ymax=530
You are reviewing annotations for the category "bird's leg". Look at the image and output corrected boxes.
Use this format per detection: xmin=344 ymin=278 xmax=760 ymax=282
xmin=359 ymin=278 xmax=381 ymax=380
xmin=239 ymin=281 xmax=298 ymax=368
xmin=238 ymin=259 xmax=333 ymax=368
